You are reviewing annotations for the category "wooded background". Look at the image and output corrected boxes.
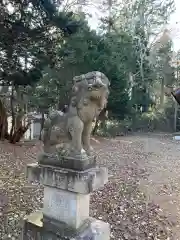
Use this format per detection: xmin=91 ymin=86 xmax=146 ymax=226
xmin=0 ymin=0 xmax=179 ymax=142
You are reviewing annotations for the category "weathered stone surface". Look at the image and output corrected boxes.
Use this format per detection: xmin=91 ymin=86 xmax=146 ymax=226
xmin=26 ymin=163 xmax=108 ymax=194
xmin=77 ymin=218 xmax=110 ymax=240
xmin=38 ymin=152 xmax=96 ymax=171
xmin=22 ymin=71 xmax=111 ymax=239
xmin=42 ymin=71 xmax=110 ymax=161
xmin=43 ymin=187 xmax=90 ymax=229
xmin=22 ymin=211 xmax=110 ymax=240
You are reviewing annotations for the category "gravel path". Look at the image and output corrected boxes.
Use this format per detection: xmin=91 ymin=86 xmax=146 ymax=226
xmin=0 ymin=134 xmax=180 ymax=239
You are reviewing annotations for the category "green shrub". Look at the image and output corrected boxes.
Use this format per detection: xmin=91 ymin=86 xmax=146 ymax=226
xmin=131 ymin=102 xmax=175 ymax=132
xmin=96 ymin=119 xmax=132 ymax=137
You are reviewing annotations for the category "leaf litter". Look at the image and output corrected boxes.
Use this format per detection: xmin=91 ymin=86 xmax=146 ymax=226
xmin=0 ymin=135 xmax=178 ymax=239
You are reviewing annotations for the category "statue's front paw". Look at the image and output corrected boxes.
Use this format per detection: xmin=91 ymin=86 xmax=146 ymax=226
xmin=85 ymin=146 xmax=94 ymax=156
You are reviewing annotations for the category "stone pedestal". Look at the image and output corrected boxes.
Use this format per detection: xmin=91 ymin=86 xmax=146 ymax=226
xmin=22 ymin=163 xmax=110 ymax=239
xmin=43 ymin=187 xmax=90 ymax=229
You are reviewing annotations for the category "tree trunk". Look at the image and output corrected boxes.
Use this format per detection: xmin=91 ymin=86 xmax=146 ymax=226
xmin=108 ymin=0 xmax=112 ymax=33
xmin=0 ymin=99 xmax=9 ymax=140
xmin=9 ymin=85 xmax=30 ymax=144
xmin=10 ymin=123 xmax=31 ymax=144
xmin=92 ymin=119 xmax=100 ymax=136
xmin=92 ymin=108 xmax=108 ymax=135
xmin=39 ymin=111 xmax=45 ymax=140
xmin=160 ymin=77 xmax=165 ymax=106
xmin=9 ymin=86 xmax=15 ymax=139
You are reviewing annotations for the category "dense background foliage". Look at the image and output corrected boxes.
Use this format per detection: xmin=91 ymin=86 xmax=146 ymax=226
xmin=0 ymin=0 xmax=179 ymax=141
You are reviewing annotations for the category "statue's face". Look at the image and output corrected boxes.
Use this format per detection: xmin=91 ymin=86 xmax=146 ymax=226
xmin=88 ymin=81 xmax=109 ymax=101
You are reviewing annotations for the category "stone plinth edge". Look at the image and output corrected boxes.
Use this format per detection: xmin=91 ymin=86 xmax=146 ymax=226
xmin=38 ymin=152 xmax=96 ymax=171
xmin=22 ymin=211 xmax=110 ymax=240
xmin=26 ymin=163 xmax=108 ymax=194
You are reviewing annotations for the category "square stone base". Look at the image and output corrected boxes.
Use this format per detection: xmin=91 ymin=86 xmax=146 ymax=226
xmin=43 ymin=187 xmax=90 ymax=229
xmin=26 ymin=163 xmax=108 ymax=194
xmin=22 ymin=211 xmax=110 ymax=240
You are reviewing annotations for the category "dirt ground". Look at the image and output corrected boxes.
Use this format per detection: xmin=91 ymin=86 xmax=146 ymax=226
xmin=138 ymin=133 xmax=180 ymax=239
xmin=1 ymin=134 xmax=180 ymax=239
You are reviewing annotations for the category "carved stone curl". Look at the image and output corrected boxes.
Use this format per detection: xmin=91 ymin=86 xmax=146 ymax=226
xmin=40 ymin=71 xmax=110 ymax=162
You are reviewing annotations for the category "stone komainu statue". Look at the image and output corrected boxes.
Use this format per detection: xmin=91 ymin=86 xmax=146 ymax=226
xmin=42 ymin=71 xmax=110 ymax=158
